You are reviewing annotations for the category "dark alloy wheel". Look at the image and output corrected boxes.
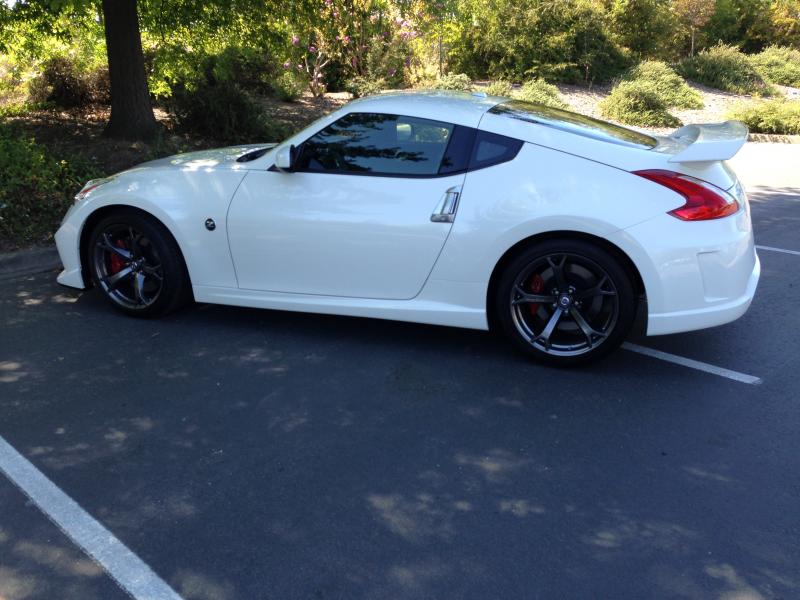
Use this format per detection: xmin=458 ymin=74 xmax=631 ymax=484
xmin=495 ymin=239 xmax=636 ymax=366
xmin=88 ymin=210 xmax=191 ymax=317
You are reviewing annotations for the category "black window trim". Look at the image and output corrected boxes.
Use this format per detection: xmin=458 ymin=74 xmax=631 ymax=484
xmin=268 ymin=111 xmax=525 ymax=178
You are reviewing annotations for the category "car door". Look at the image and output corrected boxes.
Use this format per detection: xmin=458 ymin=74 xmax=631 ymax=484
xmin=227 ymin=112 xmax=473 ymax=300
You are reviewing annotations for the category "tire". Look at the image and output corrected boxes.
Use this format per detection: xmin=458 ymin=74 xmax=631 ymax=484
xmin=87 ymin=209 xmax=191 ymax=318
xmin=494 ymin=238 xmax=636 ymax=366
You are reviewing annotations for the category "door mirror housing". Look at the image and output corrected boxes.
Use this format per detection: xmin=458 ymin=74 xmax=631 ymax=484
xmin=274 ymin=144 xmax=296 ymax=172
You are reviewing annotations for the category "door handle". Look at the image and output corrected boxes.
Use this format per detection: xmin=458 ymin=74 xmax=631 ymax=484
xmin=431 ymin=186 xmax=461 ymax=223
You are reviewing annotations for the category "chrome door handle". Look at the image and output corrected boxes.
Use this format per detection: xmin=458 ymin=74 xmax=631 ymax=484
xmin=431 ymin=186 xmax=461 ymax=223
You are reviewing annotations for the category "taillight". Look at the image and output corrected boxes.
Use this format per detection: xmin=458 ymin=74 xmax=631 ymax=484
xmin=634 ymin=169 xmax=739 ymax=221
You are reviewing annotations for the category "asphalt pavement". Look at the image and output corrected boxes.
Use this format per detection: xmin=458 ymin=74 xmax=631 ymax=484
xmin=1 ymin=145 xmax=799 ymax=600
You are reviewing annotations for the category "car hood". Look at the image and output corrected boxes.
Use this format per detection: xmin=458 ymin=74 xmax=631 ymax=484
xmin=130 ymin=143 xmax=278 ymax=172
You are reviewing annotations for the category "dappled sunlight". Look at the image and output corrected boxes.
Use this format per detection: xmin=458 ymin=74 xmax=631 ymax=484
xmin=0 ymin=361 xmax=27 ymax=384
xmin=683 ymin=466 xmax=735 ymax=484
xmin=171 ymin=569 xmax=236 ymax=600
xmin=386 ymin=558 xmax=451 ymax=593
xmin=12 ymin=541 xmax=102 ymax=578
xmin=706 ymin=563 xmax=766 ymax=600
xmin=453 ymin=448 xmax=537 ymax=483
xmin=367 ymin=492 xmax=475 ymax=543
xmin=498 ymin=498 xmax=546 ymax=517
xmin=583 ymin=511 xmax=698 ymax=551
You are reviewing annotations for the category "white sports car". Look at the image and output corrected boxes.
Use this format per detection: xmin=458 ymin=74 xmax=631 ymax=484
xmin=55 ymin=91 xmax=759 ymax=365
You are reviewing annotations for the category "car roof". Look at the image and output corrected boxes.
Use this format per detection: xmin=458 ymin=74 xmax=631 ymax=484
xmin=344 ymin=90 xmax=503 ymax=128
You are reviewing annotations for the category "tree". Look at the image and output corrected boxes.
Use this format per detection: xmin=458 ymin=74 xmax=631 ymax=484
xmin=102 ymin=0 xmax=159 ymax=139
xmin=673 ymin=0 xmax=716 ymax=56
xmin=608 ymin=0 xmax=677 ymax=59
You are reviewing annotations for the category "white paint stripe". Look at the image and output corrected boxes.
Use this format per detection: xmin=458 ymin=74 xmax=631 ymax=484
xmin=0 ymin=435 xmax=183 ymax=600
xmin=622 ymin=343 xmax=762 ymax=385
xmin=756 ymin=245 xmax=800 ymax=256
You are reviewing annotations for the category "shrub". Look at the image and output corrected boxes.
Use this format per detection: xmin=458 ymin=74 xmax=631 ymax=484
xmin=273 ymin=71 xmax=306 ymax=102
xmin=166 ymin=83 xmax=287 ymax=143
xmin=0 ymin=127 xmax=101 ymax=248
xmin=728 ymin=100 xmax=800 ymax=135
xmin=749 ymin=46 xmax=800 ymax=88
xmin=485 ymin=80 xmax=514 ymax=97
xmin=433 ymin=73 xmax=473 ymax=91
xmin=514 ymin=79 xmax=567 ymax=108
xmin=345 ymin=76 xmax=385 ymax=98
xmin=678 ymin=44 xmax=774 ymax=96
xmin=621 ymin=61 xmax=703 ymax=109
xmin=599 ymin=80 xmax=682 ymax=127
xmin=27 ymin=56 xmax=110 ymax=108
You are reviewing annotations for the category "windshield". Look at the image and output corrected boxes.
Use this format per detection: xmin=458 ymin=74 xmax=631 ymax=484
xmin=489 ymin=100 xmax=657 ymax=149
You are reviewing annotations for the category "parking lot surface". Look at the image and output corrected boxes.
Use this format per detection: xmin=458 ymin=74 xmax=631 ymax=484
xmin=1 ymin=146 xmax=799 ymax=599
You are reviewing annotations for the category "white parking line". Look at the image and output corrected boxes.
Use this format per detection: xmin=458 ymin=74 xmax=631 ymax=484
xmin=0 ymin=435 xmax=183 ymax=600
xmin=622 ymin=343 xmax=762 ymax=385
xmin=756 ymin=245 xmax=800 ymax=256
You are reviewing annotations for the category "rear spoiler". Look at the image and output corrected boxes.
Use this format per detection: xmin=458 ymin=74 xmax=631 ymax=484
xmin=668 ymin=121 xmax=749 ymax=163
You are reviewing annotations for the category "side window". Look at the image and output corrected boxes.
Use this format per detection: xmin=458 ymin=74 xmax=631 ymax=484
xmin=468 ymin=131 xmax=523 ymax=170
xmin=296 ymin=113 xmax=455 ymax=177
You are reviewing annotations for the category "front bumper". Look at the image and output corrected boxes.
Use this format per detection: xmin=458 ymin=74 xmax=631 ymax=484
xmin=54 ymin=220 xmax=86 ymax=289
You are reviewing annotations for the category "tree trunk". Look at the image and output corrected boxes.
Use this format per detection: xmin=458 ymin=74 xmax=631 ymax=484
xmin=690 ymin=27 xmax=696 ymax=57
xmin=102 ymin=0 xmax=159 ymax=140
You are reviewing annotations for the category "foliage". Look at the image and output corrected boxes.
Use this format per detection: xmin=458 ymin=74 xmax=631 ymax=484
xmin=750 ymin=46 xmax=800 ymax=87
xmin=345 ymin=76 xmax=385 ymax=98
xmin=447 ymin=0 xmax=629 ymax=84
xmin=599 ymin=80 xmax=682 ymax=127
xmin=673 ymin=0 xmax=716 ymax=56
xmin=607 ymin=0 xmax=678 ymax=59
xmin=273 ymin=71 xmax=306 ymax=102
xmin=621 ymin=60 xmax=703 ymax=109
xmin=27 ymin=56 xmax=110 ymax=108
xmin=166 ymin=83 xmax=287 ymax=143
xmin=485 ymin=80 xmax=514 ymax=97
xmin=514 ymin=79 xmax=567 ymax=108
xmin=728 ymin=99 xmax=800 ymax=134
xmin=678 ymin=44 xmax=775 ymax=95
xmin=0 ymin=126 xmax=101 ymax=248
xmin=433 ymin=72 xmax=472 ymax=91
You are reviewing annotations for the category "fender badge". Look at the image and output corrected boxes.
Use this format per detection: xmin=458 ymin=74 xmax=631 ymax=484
xmin=205 ymin=218 xmax=216 ymax=231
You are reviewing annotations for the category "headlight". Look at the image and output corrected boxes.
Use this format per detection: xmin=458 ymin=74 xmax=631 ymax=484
xmin=75 ymin=177 xmax=113 ymax=202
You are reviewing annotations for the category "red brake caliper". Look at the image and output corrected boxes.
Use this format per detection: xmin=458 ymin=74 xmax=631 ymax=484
xmin=109 ymin=239 xmax=127 ymax=274
xmin=528 ymin=274 xmax=544 ymax=315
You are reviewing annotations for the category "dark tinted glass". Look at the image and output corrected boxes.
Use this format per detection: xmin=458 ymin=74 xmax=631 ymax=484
xmin=438 ymin=125 xmax=476 ymax=175
xmin=469 ymin=131 xmax=523 ymax=170
xmin=296 ymin=113 xmax=454 ymax=176
xmin=489 ymin=100 xmax=657 ymax=149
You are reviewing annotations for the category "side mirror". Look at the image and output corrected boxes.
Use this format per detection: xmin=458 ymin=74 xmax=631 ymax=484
xmin=275 ymin=144 xmax=296 ymax=172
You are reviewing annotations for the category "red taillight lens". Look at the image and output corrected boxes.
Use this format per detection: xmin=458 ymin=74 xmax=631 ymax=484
xmin=634 ymin=169 xmax=739 ymax=221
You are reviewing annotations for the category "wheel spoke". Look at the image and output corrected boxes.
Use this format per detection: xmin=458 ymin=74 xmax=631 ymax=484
xmin=569 ymin=307 xmax=607 ymax=347
xmin=97 ymin=234 xmax=131 ymax=261
xmin=512 ymin=284 xmax=556 ymax=305
xmin=103 ymin=266 xmax=134 ymax=290
xmin=575 ymin=275 xmax=616 ymax=300
xmin=133 ymin=272 xmax=147 ymax=305
xmin=535 ymin=307 xmax=565 ymax=348
xmin=546 ymin=254 xmax=568 ymax=290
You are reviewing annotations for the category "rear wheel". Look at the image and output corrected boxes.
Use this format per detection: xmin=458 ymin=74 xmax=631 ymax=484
xmin=88 ymin=210 xmax=190 ymax=317
xmin=494 ymin=239 xmax=636 ymax=366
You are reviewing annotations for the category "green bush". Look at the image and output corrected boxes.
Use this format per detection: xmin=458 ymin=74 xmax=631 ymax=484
xmin=485 ymin=80 xmax=514 ymax=97
xmin=27 ymin=56 xmax=109 ymax=107
xmin=599 ymin=80 xmax=682 ymax=127
xmin=0 ymin=127 xmax=101 ymax=248
xmin=345 ymin=76 xmax=385 ymax=98
xmin=749 ymin=46 xmax=800 ymax=88
xmin=273 ymin=71 xmax=306 ymax=102
xmin=678 ymin=44 xmax=774 ymax=96
xmin=433 ymin=73 xmax=473 ymax=91
xmin=728 ymin=99 xmax=800 ymax=135
xmin=166 ymin=83 xmax=287 ymax=143
xmin=621 ymin=61 xmax=703 ymax=109
xmin=514 ymin=79 xmax=567 ymax=108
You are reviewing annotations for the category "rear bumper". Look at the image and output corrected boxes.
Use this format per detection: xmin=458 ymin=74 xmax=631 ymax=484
xmin=647 ymin=253 xmax=759 ymax=335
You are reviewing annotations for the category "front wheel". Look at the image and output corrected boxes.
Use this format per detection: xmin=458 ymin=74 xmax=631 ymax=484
xmin=88 ymin=210 xmax=191 ymax=317
xmin=494 ymin=239 xmax=637 ymax=366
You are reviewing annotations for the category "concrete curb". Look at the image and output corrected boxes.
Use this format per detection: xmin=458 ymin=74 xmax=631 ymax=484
xmin=748 ymin=133 xmax=800 ymax=144
xmin=0 ymin=246 xmax=62 ymax=282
